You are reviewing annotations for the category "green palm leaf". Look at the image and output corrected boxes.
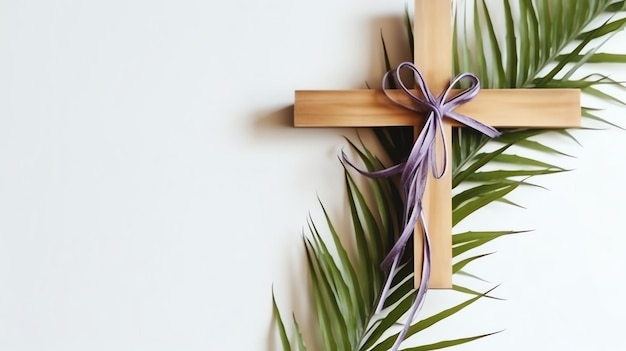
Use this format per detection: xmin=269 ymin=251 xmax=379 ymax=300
xmin=272 ymin=292 xmax=292 ymax=351
xmin=399 ymin=332 xmax=502 ymax=351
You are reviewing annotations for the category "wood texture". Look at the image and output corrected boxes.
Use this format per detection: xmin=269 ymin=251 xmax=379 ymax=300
xmin=418 ymin=123 xmax=453 ymax=288
xmin=415 ymin=0 xmax=452 ymax=93
xmin=294 ymin=89 xmax=581 ymax=128
xmin=414 ymin=0 xmax=454 ymax=289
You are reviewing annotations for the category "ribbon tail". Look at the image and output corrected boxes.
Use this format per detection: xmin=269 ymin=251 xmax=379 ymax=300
xmin=381 ymin=202 xmax=420 ymax=268
xmin=446 ymin=111 xmax=501 ymax=138
xmin=374 ymin=253 xmax=401 ymax=314
xmin=401 ymin=117 xmax=436 ymax=186
xmin=389 ymin=211 xmax=432 ymax=351
xmin=341 ymin=150 xmax=405 ymax=178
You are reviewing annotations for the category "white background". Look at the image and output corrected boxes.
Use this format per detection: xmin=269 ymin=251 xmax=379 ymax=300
xmin=0 ymin=0 xmax=625 ymax=350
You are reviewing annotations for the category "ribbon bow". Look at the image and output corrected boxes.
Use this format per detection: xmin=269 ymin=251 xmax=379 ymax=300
xmin=344 ymin=62 xmax=501 ymax=351
xmin=379 ymin=62 xmax=501 ymax=267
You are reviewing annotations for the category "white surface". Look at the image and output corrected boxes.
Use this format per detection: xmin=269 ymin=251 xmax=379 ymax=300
xmin=0 ymin=0 xmax=625 ymax=350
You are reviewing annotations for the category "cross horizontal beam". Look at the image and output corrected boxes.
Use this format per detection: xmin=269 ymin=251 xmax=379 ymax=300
xmin=295 ymin=89 xmax=581 ymax=128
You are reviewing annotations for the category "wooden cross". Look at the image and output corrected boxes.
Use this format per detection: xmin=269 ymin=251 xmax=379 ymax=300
xmin=293 ymin=0 xmax=580 ymax=289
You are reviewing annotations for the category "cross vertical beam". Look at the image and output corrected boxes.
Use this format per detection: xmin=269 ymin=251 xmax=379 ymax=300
xmin=414 ymin=0 xmax=453 ymax=288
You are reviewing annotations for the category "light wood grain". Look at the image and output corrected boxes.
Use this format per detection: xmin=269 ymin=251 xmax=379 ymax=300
xmin=415 ymin=0 xmax=452 ymax=93
xmin=414 ymin=0 xmax=454 ymax=289
xmin=294 ymin=89 xmax=581 ymax=128
xmin=418 ymin=123 xmax=453 ymax=288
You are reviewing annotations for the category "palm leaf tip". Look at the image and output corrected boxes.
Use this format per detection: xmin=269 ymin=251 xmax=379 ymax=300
xmin=272 ymin=291 xmax=293 ymax=351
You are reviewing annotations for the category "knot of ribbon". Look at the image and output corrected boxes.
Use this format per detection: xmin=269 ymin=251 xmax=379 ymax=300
xmin=343 ymin=61 xmax=500 ymax=351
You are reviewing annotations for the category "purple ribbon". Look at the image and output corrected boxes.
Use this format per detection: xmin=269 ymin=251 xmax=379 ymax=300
xmin=344 ymin=62 xmax=500 ymax=350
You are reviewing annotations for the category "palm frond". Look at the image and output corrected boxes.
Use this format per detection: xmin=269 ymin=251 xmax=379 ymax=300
xmin=274 ymin=1 xmax=626 ymax=350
